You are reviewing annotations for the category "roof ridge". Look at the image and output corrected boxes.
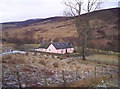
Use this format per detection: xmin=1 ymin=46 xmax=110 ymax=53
xmin=52 ymin=42 xmax=73 ymax=49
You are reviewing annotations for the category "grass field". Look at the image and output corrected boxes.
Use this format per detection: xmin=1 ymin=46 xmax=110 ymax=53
xmin=70 ymin=48 xmax=119 ymax=66
xmin=87 ymin=54 xmax=118 ymax=65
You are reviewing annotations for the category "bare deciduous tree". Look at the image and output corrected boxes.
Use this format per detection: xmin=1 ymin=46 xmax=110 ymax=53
xmin=64 ymin=0 xmax=103 ymax=59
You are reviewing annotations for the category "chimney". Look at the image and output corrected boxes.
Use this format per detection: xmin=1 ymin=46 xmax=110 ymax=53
xmin=51 ymin=38 xmax=54 ymax=43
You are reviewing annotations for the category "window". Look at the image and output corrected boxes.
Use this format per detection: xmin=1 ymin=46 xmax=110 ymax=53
xmin=49 ymin=49 xmax=51 ymax=51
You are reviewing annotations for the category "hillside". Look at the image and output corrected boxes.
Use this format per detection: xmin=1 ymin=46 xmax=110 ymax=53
xmin=2 ymin=8 xmax=119 ymax=52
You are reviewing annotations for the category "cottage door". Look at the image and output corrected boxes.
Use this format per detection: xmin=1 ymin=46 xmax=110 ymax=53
xmin=65 ymin=49 xmax=67 ymax=54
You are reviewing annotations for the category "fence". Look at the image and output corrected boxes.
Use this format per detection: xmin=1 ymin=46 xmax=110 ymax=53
xmin=2 ymin=64 xmax=118 ymax=88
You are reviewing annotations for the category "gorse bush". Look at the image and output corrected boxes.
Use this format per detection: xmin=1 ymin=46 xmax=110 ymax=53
xmin=2 ymin=54 xmax=25 ymax=64
xmin=53 ymin=62 xmax=59 ymax=68
xmin=39 ymin=60 xmax=46 ymax=65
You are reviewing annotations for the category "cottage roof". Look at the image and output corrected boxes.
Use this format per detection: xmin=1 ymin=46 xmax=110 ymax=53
xmin=52 ymin=42 xmax=73 ymax=49
xmin=39 ymin=42 xmax=73 ymax=49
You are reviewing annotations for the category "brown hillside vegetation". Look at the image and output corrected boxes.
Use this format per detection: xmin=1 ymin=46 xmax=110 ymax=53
xmin=2 ymin=8 xmax=119 ymax=52
xmin=2 ymin=53 xmax=118 ymax=87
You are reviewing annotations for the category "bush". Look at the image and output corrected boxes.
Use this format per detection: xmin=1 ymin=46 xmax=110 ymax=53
xmin=53 ymin=62 xmax=59 ymax=68
xmin=3 ymin=55 xmax=12 ymax=60
xmin=39 ymin=60 xmax=46 ymax=65
xmin=2 ymin=54 xmax=25 ymax=64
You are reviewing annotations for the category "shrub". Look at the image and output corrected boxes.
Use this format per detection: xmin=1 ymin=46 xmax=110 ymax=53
xmin=2 ymin=55 xmax=12 ymax=60
xmin=53 ymin=62 xmax=59 ymax=68
xmin=2 ymin=54 xmax=25 ymax=64
xmin=39 ymin=60 xmax=46 ymax=65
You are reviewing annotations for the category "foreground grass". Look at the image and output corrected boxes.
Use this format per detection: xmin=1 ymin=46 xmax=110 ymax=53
xmin=2 ymin=52 xmax=119 ymax=87
xmin=61 ymin=75 xmax=118 ymax=87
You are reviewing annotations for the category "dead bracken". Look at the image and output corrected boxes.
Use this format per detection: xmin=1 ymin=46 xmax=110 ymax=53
xmin=2 ymin=52 xmax=119 ymax=88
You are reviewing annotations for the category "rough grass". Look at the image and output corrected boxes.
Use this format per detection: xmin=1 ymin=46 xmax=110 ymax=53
xmin=2 ymin=54 xmax=26 ymax=64
xmin=24 ymin=44 xmax=40 ymax=47
xmin=2 ymin=42 xmax=15 ymax=47
xmin=87 ymin=54 xmax=118 ymax=65
xmin=2 ymin=52 xmax=119 ymax=87
xmin=87 ymin=48 xmax=120 ymax=56
xmin=63 ymin=75 xmax=118 ymax=87
xmin=71 ymin=48 xmax=119 ymax=66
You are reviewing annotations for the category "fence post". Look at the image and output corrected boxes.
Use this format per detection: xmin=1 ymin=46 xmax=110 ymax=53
xmin=106 ymin=66 xmax=107 ymax=72
xmin=44 ymin=76 xmax=47 ymax=86
xmin=88 ymin=69 xmax=89 ymax=78
xmin=62 ymin=70 xmax=66 ymax=86
xmin=102 ymin=66 xmax=104 ymax=73
xmin=16 ymin=71 xmax=22 ymax=89
xmin=109 ymin=73 xmax=112 ymax=80
xmin=94 ymin=66 xmax=97 ymax=77
xmin=113 ymin=60 xmax=114 ymax=65
xmin=76 ymin=69 xmax=78 ymax=80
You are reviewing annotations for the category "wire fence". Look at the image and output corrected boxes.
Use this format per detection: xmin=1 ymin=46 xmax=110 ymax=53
xmin=2 ymin=64 xmax=118 ymax=88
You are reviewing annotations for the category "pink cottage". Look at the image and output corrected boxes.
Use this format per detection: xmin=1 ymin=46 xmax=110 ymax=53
xmin=36 ymin=42 xmax=74 ymax=54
